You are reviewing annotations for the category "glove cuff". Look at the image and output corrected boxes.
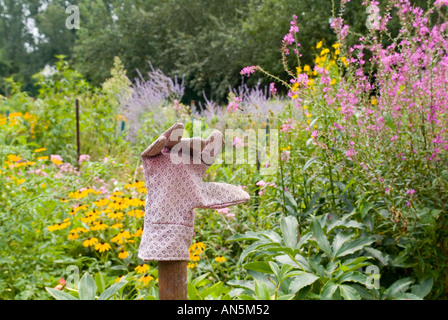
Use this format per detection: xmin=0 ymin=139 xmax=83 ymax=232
xmin=138 ymin=223 xmax=193 ymax=261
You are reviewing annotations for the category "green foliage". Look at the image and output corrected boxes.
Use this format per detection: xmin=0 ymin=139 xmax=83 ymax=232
xmin=46 ymin=271 xmax=130 ymax=300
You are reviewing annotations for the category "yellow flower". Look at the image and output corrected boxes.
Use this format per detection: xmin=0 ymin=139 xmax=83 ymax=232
xmin=215 ymin=256 xmax=227 ymax=263
xmin=307 ymin=113 xmax=312 ymax=118
xmin=7 ymin=154 xmax=21 ymax=162
xmin=316 ymin=40 xmax=323 ymax=49
xmin=303 ymin=64 xmax=310 ymax=72
xmin=110 ymin=223 xmax=123 ymax=229
xmin=331 ymin=79 xmax=336 ymax=86
xmin=118 ymin=251 xmax=130 ymax=259
xmin=292 ymin=95 xmax=299 ymax=100
xmin=138 ymin=188 xmax=147 ymax=194
xmin=332 ymin=43 xmax=341 ymax=49
xmin=34 ymin=148 xmax=46 ymax=153
xmin=90 ymin=221 xmax=109 ymax=231
xmin=187 ymin=262 xmax=197 ymax=269
xmin=115 ymin=276 xmax=124 ymax=283
xmin=48 ymin=219 xmax=71 ymax=232
xmin=321 ymin=48 xmax=330 ymax=56
xmin=16 ymin=179 xmax=26 ymax=185
xmin=135 ymin=264 xmax=150 ymax=274
xmin=94 ymin=242 xmax=111 ymax=253
xmin=93 ymin=198 xmax=109 ymax=207
xmin=83 ymin=237 xmax=99 ymax=247
xmin=108 ymin=211 xmax=124 ymax=220
xmin=111 ymin=230 xmax=131 ymax=244
xmin=371 ymin=98 xmax=378 ymax=105
xmin=68 ymin=232 xmax=79 ymax=240
xmin=41 ymin=183 xmax=46 ymax=188
xmin=139 ymin=275 xmax=154 ymax=285
xmin=37 ymin=156 xmax=49 ymax=161
xmin=133 ymin=228 xmax=143 ymax=237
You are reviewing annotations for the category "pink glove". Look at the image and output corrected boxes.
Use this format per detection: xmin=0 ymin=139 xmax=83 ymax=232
xmin=138 ymin=123 xmax=250 ymax=261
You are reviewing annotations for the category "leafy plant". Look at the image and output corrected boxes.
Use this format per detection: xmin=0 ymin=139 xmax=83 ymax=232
xmin=45 ymin=271 xmax=129 ymax=300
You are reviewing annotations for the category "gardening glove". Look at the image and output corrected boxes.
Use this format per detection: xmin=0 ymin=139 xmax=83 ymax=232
xmin=138 ymin=123 xmax=250 ymax=261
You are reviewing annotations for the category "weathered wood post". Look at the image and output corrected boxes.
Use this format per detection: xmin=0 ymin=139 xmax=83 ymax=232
xmin=158 ymin=261 xmax=188 ymax=300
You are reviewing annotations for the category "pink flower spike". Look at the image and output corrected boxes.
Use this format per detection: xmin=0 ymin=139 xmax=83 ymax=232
xmin=240 ymin=65 xmax=259 ymax=77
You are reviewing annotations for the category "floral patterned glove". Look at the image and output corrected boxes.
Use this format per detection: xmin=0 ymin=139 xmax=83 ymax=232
xmin=138 ymin=123 xmax=250 ymax=261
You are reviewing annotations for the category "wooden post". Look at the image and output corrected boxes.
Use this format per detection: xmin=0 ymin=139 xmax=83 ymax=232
xmin=158 ymin=261 xmax=188 ymax=300
xmin=76 ymin=99 xmax=80 ymax=167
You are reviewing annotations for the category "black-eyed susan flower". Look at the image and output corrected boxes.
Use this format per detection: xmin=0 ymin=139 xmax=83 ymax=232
xmin=118 ymin=251 xmax=130 ymax=259
xmin=138 ymin=275 xmax=154 ymax=285
xmin=111 ymin=230 xmax=131 ymax=244
xmin=108 ymin=211 xmax=124 ymax=220
xmin=68 ymin=231 xmax=79 ymax=240
xmin=34 ymin=148 xmax=46 ymax=153
xmin=90 ymin=221 xmax=109 ymax=231
xmin=93 ymin=198 xmax=109 ymax=207
xmin=110 ymin=223 xmax=123 ymax=229
xmin=48 ymin=219 xmax=71 ymax=232
xmin=133 ymin=228 xmax=143 ymax=238
xmin=134 ymin=210 xmax=145 ymax=218
xmin=215 ymin=256 xmax=227 ymax=263
xmin=83 ymin=237 xmax=99 ymax=247
xmin=94 ymin=242 xmax=111 ymax=253
xmin=134 ymin=264 xmax=150 ymax=274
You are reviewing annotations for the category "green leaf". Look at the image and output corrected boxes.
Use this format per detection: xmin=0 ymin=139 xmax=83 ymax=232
xmin=203 ymin=282 xmax=224 ymax=299
xmin=388 ymin=278 xmax=414 ymax=299
xmin=277 ymin=294 xmax=295 ymax=300
xmin=284 ymin=190 xmax=298 ymax=208
xmin=95 ymin=272 xmax=105 ymax=294
xmin=311 ymin=216 xmax=332 ymax=257
xmin=303 ymin=157 xmax=319 ymax=171
xmin=332 ymin=232 xmax=355 ymax=256
xmin=243 ymin=262 xmax=272 ymax=274
xmin=334 ymin=237 xmax=375 ymax=258
xmin=394 ymin=293 xmax=423 ymax=300
xmin=45 ymin=287 xmax=78 ymax=300
xmin=275 ymin=254 xmax=311 ymax=273
xmin=254 ymin=280 xmax=270 ymax=300
xmin=191 ymin=273 xmax=210 ymax=287
xmin=187 ymin=283 xmax=201 ymax=300
xmin=227 ymin=280 xmax=254 ymax=292
xmin=412 ymin=277 xmax=433 ymax=299
xmin=320 ymin=281 xmax=339 ymax=300
xmin=337 ymin=272 xmax=368 ymax=286
xmin=339 ymin=284 xmax=361 ymax=300
xmin=360 ymin=201 xmax=373 ymax=219
xmin=289 ymin=273 xmax=319 ymax=293
xmin=98 ymin=280 xmax=128 ymax=300
xmin=227 ymin=232 xmax=265 ymax=242
xmin=78 ymin=272 xmax=97 ymax=300
xmin=280 ymin=216 xmax=299 ymax=249
xmin=268 ymin=261 xmax=280 ymax=279
xmin=237 ymin=240 xmax=273 ymax=265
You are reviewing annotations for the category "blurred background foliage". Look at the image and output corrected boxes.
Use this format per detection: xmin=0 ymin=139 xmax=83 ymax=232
xmin=0 ymin=0 xmax=430 ymax=105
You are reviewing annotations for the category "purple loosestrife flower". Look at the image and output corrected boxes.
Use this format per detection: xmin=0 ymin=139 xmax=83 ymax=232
xmin=240 ymin=65 xmax=259 ymax=77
